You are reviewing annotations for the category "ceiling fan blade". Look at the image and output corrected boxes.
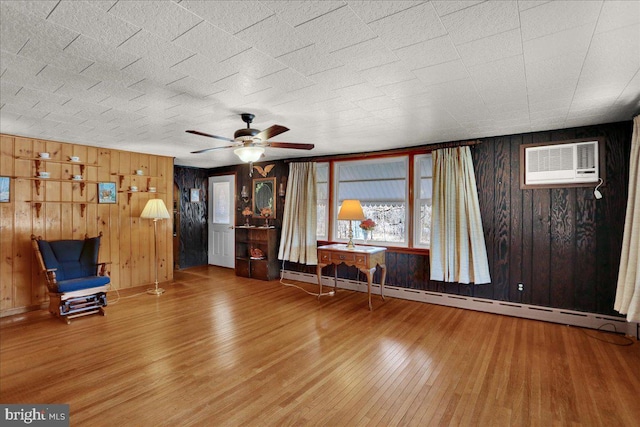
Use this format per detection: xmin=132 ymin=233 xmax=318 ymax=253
xmin=190 ymin=145 xmax=237 ymax=154
xmin=255 ymin=125 xmax=289 ymax=141
xmin=186 ymin=130 xmax=234 ymax=142
xmin=267 ymin=142 xmax=315 ymax=150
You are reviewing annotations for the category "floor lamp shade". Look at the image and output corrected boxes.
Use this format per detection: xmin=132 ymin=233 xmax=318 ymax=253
xmin=338 ymin=200 xmax=365 ymax=249
xmin=140 ymin=199 xmax=170 ymax=295
xmin=141 ymin=199 xmax=170 ymax=219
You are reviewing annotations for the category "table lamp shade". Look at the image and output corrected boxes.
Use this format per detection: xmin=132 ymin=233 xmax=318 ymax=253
xmin=140 ymin=199 xmax=170 ymax=219
xmin=338 ymin=200 xmax=365 ymax=221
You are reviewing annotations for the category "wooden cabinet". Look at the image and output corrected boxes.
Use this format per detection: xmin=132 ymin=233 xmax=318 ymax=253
xmin=235 ymin=227 xmax=280 ymax=280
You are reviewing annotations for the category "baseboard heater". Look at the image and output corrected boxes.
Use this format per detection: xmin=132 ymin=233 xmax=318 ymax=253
xmin=281 ymin=270 xmax=639 ymax=339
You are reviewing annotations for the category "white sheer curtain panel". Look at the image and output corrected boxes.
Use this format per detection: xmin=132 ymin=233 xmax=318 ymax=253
xmin=614 ymin=115 xmax=640 ymax=322
xmin=278 ymin=162 xmax=318 ymax=265
xmin=430 ymin=146 xmax=491 ymax=284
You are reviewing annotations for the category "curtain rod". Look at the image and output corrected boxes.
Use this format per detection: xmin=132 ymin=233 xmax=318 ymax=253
xmin=285 ymin=139 xmax=482 ymax=163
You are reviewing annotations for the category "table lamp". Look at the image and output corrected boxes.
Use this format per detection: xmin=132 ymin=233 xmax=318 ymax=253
xmin=338 ymin=199 xmax=365 ymax=249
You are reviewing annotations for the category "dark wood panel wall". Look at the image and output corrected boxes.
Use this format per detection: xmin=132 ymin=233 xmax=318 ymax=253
xmin=233 ymin=162 xmax=289 ymax=229
xmin=174 ymin=166 xmax=209 ymax=269
xmin=281 ymin=121 xmax=633 ymax=316
xmin=174 ymin=162 xmax=289 ymax=269
xmin=471 ymin=122 xmax=632 ymax=315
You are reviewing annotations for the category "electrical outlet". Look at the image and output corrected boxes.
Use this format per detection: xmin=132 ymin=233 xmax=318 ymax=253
xmin=517 ymin=283 xmax=524 ymax=291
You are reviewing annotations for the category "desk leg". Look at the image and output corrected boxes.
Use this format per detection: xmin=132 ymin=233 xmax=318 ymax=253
xmin=316 ymin=264 xmax=325 ymax=299
xmin=360 ymin=267 xmax=376 ymax=310
xmin=379 ymin=263 xmax=386 ymax=301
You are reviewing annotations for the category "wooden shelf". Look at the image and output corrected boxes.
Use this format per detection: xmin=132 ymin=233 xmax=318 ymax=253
xmin=16 ymin=156 xmax=99 ymax=166
xmin=111 ymin=173 xmax=161 ymax=189
xmin=16 ymin=157 xmax=98 ymax=176
xmin=235 ymin=227 xmax=280 ymax=280
xmin=26 ymin=200 xmax=96 ymax=218
xmin=118 ymin=190 xmax=166 ymax=203
xmin=16 ymin=177 xmax=98 ymax=196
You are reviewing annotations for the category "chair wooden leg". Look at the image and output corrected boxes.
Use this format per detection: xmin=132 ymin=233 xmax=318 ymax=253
xmin=48 ymin=294 xmax=62 ymax=317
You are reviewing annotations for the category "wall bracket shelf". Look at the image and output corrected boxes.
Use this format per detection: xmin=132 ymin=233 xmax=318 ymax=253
xmin=18 ymin=177 xmax=98 ymax=196
xmin=16 ymin=156 xmax=98 ymax=176
xmin=118 ymin=190 xmax=165 ymax=203
xmin=26 ymin=201 xmax=95 ymax=218
xmin=111 ymin=173 xmax=161 ymax=190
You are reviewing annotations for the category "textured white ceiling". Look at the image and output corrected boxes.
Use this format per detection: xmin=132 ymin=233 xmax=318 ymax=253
xmin=0 ymin=0 xmax=638 ymax=168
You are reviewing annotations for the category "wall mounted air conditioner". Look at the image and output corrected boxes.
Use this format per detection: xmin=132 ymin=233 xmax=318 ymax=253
xmin=521 ymin=138 xmax=603 ymax=189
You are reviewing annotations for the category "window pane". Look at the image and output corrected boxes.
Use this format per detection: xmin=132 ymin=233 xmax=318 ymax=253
xmin=335 ymin=157 xmax=408 ymax=246
xmin=419 ymin=178 xmax=432 ymax=199
xmin=418 ymin=202 xmax=432 ymax=246
xmin=316 ymin=163 xmax=329 ymax=239
xmin=414 ymin=154 xmax=432 ymax=248
xmin=212 ymin=181 xmax=230 ymax=224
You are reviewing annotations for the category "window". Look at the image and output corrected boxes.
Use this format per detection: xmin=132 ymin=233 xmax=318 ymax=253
xmin=414 ymin=154 xmax=433 ymax=248
xmin=334 ymin=157 xmax=409 ymax=246
xmin=316 ymin=163 xmax=329 ymax=240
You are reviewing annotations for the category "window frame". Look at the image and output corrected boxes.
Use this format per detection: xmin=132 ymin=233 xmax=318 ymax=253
xmin=413 ymin=153 xmax=433 ymax=249
xmin=331 ymin=155 xmax=411 ymax=248
xmin=311 ymin=148 xmax=439 ymax=254
xmin=315 ymin=162 xmax=329 ymax=241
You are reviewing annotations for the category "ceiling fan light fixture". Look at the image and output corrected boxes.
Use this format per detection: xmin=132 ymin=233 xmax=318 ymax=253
xmin=234 ymin=146 xmax=265 ymax=163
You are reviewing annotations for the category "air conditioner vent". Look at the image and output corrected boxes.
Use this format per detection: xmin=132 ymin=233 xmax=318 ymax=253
xmin=577 ymin=143 xmax=596 ymax=170
xmin=524 ymin=141 xmax=599 ymax=186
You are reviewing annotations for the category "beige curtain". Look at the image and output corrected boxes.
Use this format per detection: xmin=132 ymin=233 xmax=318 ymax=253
xmin=614 ymin=115 xmax=640 ymax=322
xmin=278 ymin=162 xmax=318 ymax=265
xmin=430 ymin=146 xmax=491 ymax=284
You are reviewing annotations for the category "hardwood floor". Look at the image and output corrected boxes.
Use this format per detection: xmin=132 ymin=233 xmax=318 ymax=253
xmin=1 ymin=266 xmax=639 ymax=426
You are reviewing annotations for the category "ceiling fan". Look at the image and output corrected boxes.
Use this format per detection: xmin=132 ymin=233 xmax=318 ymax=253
xmin=187 ymin=113 xmax=314 ymax=163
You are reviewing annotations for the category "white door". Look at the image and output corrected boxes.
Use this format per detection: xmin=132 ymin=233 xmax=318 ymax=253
xmin=208 ymin=174 xmax=235 ymax=268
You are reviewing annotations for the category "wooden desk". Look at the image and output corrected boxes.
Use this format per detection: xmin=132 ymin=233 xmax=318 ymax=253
xmin=317 ymin=244 xmax=387 ymax=310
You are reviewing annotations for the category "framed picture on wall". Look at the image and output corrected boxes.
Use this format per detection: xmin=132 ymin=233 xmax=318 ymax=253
xmin=0 ymin=176 xmax=9 ymax=203
xmin=98 ymin=182 xmax=117 ymax=204
xmin=190 ymin=188 xmax=200 ymax=202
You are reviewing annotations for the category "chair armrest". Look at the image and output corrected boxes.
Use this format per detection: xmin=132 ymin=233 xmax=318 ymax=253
xmin=97 ymin=262 xmax=112 ymax=277
xmin=44 ymin=268 xmax=58 ymax=290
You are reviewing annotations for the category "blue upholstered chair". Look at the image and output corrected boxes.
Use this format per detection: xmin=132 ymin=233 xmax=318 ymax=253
xmin=31 ymin=233 xmax=110 ymax=324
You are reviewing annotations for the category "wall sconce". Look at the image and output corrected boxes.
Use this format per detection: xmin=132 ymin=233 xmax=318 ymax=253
xmin=241 ymin=185 xmax=249 ymax=202
xmin=278 ymin=181 xmax=286 ymax=199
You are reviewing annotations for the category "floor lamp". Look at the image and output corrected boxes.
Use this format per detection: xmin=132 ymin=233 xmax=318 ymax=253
xmin=338 ymin=200 xmax=365 ymax=249
xmin=140 ymin=198 xmax=171 ymax=295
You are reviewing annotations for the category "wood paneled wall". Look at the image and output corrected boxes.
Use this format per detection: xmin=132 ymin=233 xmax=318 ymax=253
xmin=234 ymin=162 xmax=288 ymax=229
xmin=283 ymin=121 xmax=633 ymax=317
xmin=174 ymin=166 xmax=209 ymax=269
xmin=0 ymin=134 xmax=173 ymax=316
xmin=172 ymin=162 xmax=289 ymax=270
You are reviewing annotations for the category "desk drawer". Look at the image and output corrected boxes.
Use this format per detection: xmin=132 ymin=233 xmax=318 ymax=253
xmin=318 ymin=250 xmax=369 ymax=268
xmin=333 ymin=252 xmax=357 ymax=263
xmin=354 ymin=254 xmax=367 ymax=266
xmin=318 ymin=250 xmax=332 ymax=263
xmin=319 ymin=251 xmax=360 ymax=263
